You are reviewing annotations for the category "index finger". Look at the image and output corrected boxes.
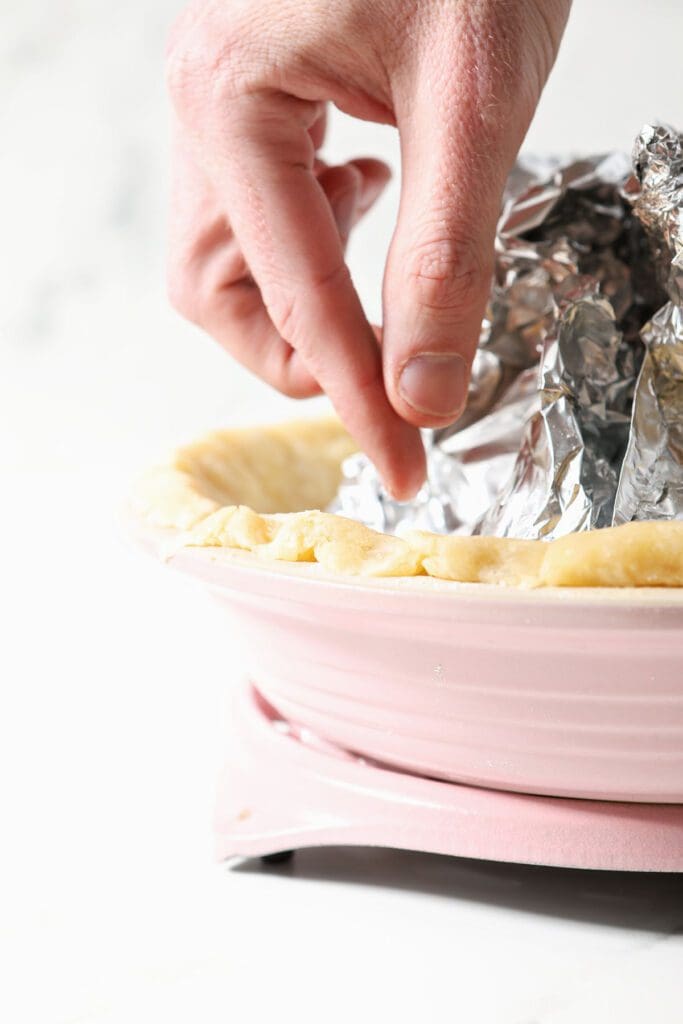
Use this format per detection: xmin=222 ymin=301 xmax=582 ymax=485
xmin=185 ymin=87 xmax=425 ymax=500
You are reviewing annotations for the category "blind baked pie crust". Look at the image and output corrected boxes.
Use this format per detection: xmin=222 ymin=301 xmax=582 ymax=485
xmin=133 ymin=417 xmax=683 ymax=588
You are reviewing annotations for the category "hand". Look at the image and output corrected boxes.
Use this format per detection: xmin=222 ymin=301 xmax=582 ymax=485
xmin=167 ymin=0 xmax=570 ymax=498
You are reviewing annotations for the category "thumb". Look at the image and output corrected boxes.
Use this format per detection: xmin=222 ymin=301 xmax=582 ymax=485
xmin=382 ymin=3 xmax=568 ymax=427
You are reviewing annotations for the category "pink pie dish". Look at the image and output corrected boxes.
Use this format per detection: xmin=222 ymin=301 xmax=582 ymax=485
xmin=130 ymin=518 xmax=683 ymax=871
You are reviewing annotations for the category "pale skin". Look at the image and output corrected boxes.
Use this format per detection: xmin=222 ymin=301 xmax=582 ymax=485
xmin=167 ymin=0 xmax=571 ymax=499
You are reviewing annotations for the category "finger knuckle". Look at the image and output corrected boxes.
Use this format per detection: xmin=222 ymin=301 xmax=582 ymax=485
xmin=524 ymin=0 xmax=568 ymax=102
xmin=529 ymin=1 xmax=568 ymax=73
xmin=405 ymin=234 xmax=491 ymax=313
xmin=165 ymin=8 xmax=247 ymax=117
xmin=265 ymin=264 xmax=351 ymax=350
xmin=265 ymin=287 xmax=297 ymax=345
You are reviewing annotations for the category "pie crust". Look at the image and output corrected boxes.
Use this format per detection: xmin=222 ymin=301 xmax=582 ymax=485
xmin=133 ymin=417 xmax=683 ymax=587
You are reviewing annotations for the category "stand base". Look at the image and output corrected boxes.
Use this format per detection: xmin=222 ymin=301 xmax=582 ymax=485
xmin=216 ymin=683 xmax=683 ymax=872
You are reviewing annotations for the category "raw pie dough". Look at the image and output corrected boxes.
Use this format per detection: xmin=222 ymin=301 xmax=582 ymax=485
xmin=134 ymin=417 xmax=683 ymax=588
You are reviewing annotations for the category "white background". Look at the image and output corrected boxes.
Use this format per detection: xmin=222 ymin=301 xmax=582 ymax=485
xmin=2 ymin=2 xmax=683 ymax=1022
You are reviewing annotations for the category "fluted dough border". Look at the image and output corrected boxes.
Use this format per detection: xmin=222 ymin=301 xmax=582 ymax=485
xmin=133 ymin=417 xmax=683 ymax=588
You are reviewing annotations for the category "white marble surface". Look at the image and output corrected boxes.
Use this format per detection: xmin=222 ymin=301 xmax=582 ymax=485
xmin=2 ymin=2 xmax=683 ymax=1022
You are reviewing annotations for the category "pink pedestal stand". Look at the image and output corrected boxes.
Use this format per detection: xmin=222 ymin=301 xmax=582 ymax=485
xmin=216 ymin=683 xmax=683 ymax=873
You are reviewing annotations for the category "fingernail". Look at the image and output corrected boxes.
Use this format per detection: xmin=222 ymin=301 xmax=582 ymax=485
xmin=398 ymin=353 xmax=468 ymax=419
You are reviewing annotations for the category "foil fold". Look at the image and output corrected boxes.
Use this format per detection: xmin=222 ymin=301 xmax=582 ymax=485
xmin=613 ymin=126 xmax=683 ymax=523
xmin=333 ymin=124 xmax=682 ymax=538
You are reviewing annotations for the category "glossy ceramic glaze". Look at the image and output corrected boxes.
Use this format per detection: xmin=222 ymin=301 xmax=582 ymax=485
xmin=163 ymin=540 xmax=683 ymax=804
xmin=214 ymin=681 xmax=683 ymax=871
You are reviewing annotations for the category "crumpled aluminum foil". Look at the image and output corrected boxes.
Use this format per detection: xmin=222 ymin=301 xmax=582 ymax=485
xmin=613 ymin=125 xmax=683 ymax=523
xmin=332 ymin=123 xmax=683 ymax=538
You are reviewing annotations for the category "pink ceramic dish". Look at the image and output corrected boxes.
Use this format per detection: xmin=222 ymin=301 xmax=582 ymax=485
xmin=215 ymin=681 xmax=683 ymax=871
xmin=135 ymin=521 xmax=683 ymax=803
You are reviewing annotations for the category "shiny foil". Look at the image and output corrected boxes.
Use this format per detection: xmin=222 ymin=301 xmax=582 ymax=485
xmin=613 ymin=126 xmax=683 ymax=523
xmin=332 ymin=124 xmax=682 ymax=538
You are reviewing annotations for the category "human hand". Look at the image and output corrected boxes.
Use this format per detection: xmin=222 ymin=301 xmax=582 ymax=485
xmin=167 ymin=0 xmax=571 ymax=498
